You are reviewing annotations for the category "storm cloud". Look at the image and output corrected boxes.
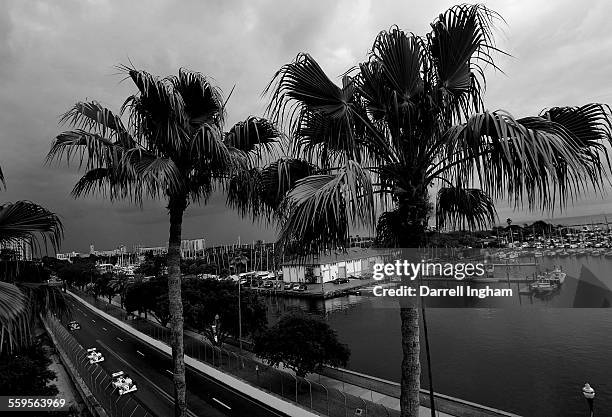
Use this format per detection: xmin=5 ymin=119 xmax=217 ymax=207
xmin=1 ymin=0 xmax=611 ymax=252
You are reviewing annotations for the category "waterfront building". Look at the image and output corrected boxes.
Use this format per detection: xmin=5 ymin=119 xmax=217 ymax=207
xmin=281 ymin=247 xmax=389 ymax=284
xmin=181 ymin=238 xmax=206 ymax=259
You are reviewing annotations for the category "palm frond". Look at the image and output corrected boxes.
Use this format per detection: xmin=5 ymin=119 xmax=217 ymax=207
xmin=0 ymin=281 xmax=29 ymax=354
xmin=47 ymin=130 xmax=120 ymax=171
xmin=429 ymin=4 xmax=503 ymax=93
xmin=371 ymin=27 xmax=423 ymax=98
xmin=226 ymin=158 xmax=317 ymax=220
xmin=437 ymin=110 xmax=604 ymax=211
xmin=375 ymin=209 xmax=405 ymax=248
xmin=435 ymin=187 xmax=497 ymax=230
xmin=121 ymin=149 xmax=183 ymax=199
xmin=225 ymin=116 xmax=281 ymax=158
xmin=277 ymin=161 xmax=375 ymax=253
xmin=119 ymin=66 xmax=188 ymax=152
xmin=428 ymin=4 xmax=506 ymax=124
xmin=265 ymin=53 xmax=364 ymax=161
xmin=59 ymin=101 xmax=135 ymax=147
xmin=72 ymin=167 xmax=112 ymax=198
xmin=169 ymin=68 xmax=225 ymax=128
xmin=190 ymin=123 xmax=234 ymax=175
xmin=543 ymin=104 xmax=612 ymax=170
xmin=0 ymin=201 xmax=63 ymax=253
xmin=19 ymin=282 xmax=69 ymax=322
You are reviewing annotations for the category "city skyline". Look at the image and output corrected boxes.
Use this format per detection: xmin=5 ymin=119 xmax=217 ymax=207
xmin=1 ymin=0 xmax=612 ymax=253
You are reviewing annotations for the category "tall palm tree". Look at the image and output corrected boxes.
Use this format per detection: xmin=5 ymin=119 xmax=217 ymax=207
xmin=232 ymin=5 xmax=612 ymax=416
xmin=0 ymin=199 xmax=64 ymax=354
xmin=47 ymin=67 xmax=280 ymax=417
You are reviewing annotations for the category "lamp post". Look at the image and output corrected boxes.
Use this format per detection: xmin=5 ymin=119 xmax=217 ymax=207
xmin=582 ymin=383 xmax=595 ymax=417
xmin=238 ymin=278 xmax=243 ymax=352
xmin=212 ymin=314 xmax=220 ymax=344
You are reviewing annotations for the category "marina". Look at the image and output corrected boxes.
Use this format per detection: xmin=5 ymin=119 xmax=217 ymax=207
xmin=265 ymin=252 xmax=612 ymax=416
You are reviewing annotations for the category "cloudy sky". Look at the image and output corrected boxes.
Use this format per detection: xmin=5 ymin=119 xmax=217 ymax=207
xmin=1 ymin=0 xmax=612 ymax=253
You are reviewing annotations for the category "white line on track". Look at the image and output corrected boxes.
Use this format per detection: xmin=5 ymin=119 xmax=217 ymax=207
xmin=136 ymin=350 xmax=145 ymax=357
xmin=82 ymin=313 xmax=87 ymax=317
xmin=95 ymin=339 xmax=201 ymax=417
xmin=212 ymin=398 xmax=231 ymax=410
xmin=165 ymin=369 xmax=173 ymax=375
xmin=116 ymin=337 xmax=124 ymax=342
xmin=91 ymin=319 xmax=96 ymax=323
xmin=102 ymin=327 xmax=107 ymax=331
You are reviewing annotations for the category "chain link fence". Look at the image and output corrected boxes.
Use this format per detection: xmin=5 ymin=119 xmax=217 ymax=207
xmin=72 ymin=290 xmax=399 ymax=417
xmin=44 ymin=313 xmax=152 ymax=417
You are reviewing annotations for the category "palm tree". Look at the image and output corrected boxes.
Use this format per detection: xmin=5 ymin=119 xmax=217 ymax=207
xmin=0 ymin=199 xmax=64 ymax=354
xmin=233 ymin=5 xmax=612 ymax=416
xmin=47 ymin=67 xmax=280 ymax=417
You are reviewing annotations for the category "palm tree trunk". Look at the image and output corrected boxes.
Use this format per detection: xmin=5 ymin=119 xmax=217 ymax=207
xmin=167 ymin=196 xmax=187 ymax=417
xmin=397 ymin=194 xmax=428 ymax=417
xmin=400 ymin=305 xmax=420 ymax=417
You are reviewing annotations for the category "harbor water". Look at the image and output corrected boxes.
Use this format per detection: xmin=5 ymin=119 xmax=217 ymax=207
xmin=265 ymin=255 xmax=612 ymax=416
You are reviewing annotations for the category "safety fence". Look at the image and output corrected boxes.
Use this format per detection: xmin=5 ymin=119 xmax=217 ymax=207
xmin=43 ymin=313 xmax=152 ymax=417
xmin=73 ymin=290 xmax=400 ymax=417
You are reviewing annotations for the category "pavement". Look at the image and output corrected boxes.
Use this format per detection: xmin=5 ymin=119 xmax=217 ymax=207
xmin=63 ymin=295 xmax=293 ymax=417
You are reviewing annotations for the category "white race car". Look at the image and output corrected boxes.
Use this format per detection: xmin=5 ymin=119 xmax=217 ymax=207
xmin=68 ymin=320 xmax=81 ymax=331
xmin=111 ymin=371 xmax=137 ymax=395
xmin=86 ymin=347 xmax=105 ymax=364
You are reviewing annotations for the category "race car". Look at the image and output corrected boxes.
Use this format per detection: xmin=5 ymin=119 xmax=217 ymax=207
xmin=68 ymin=320 xmax=81 ymax=331
xmin=86 ymin=347 xmax=105 ymax=364
xmin=111 ymin=371 xmax=137 ymax=395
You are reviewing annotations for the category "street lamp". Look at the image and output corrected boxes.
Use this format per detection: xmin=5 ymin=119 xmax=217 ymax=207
xmin=582 ymin=383 xmax=595 ymax=417
xmin=212 ymin=314 xmax=220 ymax=344
xmin=238 ymin=278 xmax=243 ymax=352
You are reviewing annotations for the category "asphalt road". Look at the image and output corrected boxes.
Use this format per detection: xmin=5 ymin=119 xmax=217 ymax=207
xmin=64 ymin=296 xmax=291 ymax=417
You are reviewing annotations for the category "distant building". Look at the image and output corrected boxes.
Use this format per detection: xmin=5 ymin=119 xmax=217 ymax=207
xmin=135 ymin=237 xmax=205 ymax=259
xmin=92 ymin=244 xmax=127 ymax=257
xmin=1 ymin=238 xmax=33 ymax=261
xmin=181 ymin=238 xmax=205 ymax=259
xmin=136 ymin=245 xmax=168 ymax=256
xmin=281 ymin=247 xmax=390 ymax=284
xmin=56 ymin=251 xmax=82 ymax=262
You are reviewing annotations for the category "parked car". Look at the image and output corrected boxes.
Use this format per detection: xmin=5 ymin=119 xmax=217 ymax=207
xmin=262 ymin=281 xmax=274 ymax=289
xmin=336 ymin=278 xmax=350 ymax=284
xmin=284 ymin=283 xmax=294 ymax=290
xmin=68 ymin=320 xmax=81 ymax=331
xmin=292 ymin=283 xmax=307 ymax=291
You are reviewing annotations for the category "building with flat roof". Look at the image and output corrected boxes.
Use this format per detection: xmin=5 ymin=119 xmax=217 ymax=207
xmin=281 ymin=247 xmax=391 ymax=284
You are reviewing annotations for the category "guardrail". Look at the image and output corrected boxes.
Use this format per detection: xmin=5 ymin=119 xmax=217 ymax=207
xmin=43 ymin=313 xmax=152 ymax=417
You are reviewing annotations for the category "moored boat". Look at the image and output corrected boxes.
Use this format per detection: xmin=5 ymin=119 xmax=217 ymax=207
xmin=546 ymin=266 xmax=566 ymax=285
